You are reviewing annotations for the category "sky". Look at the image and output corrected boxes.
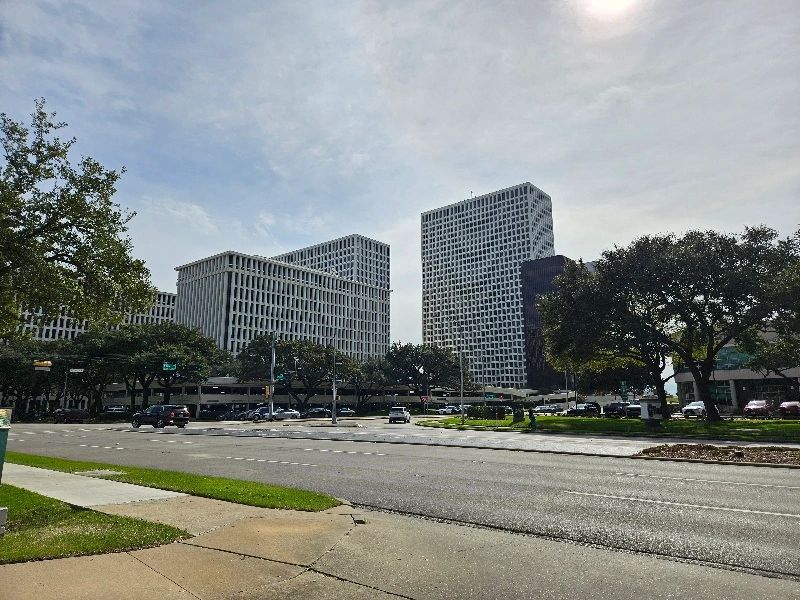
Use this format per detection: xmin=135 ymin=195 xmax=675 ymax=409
xmin=2 ymin=0 xmax=799 ymax=346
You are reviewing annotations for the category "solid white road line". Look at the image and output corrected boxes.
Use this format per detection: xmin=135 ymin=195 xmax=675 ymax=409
xmin=614 ymin=472 xmax=800 ymax=490
xmin=564 ymin=491 xmax=800 ymax=518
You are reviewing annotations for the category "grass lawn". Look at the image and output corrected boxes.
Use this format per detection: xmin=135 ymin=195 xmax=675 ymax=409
xmin=418 ymin=416 xmax=800 ymax=442
xmin=0 ymin=484 xmax=187 ymax=564
xmin=5 ymin=452 xmax=340 ymax=512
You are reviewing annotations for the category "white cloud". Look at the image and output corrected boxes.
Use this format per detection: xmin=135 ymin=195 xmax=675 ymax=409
xmin=3 ymin=0 xmax=799 ymax=343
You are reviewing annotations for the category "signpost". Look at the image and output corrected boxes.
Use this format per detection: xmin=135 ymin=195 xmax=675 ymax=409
xmin=33 ymin=360 xmax=52 ymax=372
xmin=0 ymin=408 xmax=11 ymax=537
xmin=162 ymin=362 xmax=177 ymax=371
xmin=484 ymin=392 xmax=496 ymax=399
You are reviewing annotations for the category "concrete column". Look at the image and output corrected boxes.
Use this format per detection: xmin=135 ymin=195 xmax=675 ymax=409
xmin=729 ymin=380 xmax=739 ymax=411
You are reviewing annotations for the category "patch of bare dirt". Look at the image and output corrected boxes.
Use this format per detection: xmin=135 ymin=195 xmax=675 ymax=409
xmin=636 ymin=444 xmax=800 ymax=466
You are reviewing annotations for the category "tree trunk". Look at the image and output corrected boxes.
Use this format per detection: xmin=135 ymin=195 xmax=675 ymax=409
xmin=695 ymin=378 xmax=722 ymax=422
xmin=654 ymin=378 xmax=670 ymax=421
xmin=142 ymin=387 xmax=150 ymax=408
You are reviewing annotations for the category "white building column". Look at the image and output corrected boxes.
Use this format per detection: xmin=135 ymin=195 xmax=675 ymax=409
xmin=729 ymin=379 xmax=739 ymax=411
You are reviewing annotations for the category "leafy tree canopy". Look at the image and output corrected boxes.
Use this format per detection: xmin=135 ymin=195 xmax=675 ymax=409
xmin=0 ymin=99 xmax=156 ymax=338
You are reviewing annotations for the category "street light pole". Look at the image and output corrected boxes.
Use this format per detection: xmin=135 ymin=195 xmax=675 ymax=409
xmin=331 ymin=344 xmax=338 ymax=425
xmin=269 ymin=336 xmax=276 ymax=417
xmin=459 ymin=349 xmax=465 ymax=424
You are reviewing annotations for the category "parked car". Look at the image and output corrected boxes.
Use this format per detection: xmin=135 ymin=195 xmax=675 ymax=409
xmin=437 ymin=405 xmax=461 ymax=415
xmin=272 ymin=408 xmax=301 ymax=420
xmin=301 ymin=407 xmax=332 ymax=418
xmin=628 ymin=404 xmax=642 ymax=417
xmin=337 ymin=407 xmax=356 ymax=417
xmin=681 ymin=401 xmax=707 ymax=418
xmin=743 ymin=400 xmax=771 ymax=418
xmin=583 ymin=401 xmax=602 ymax=414
xmin=388 ymin=406 xmax=411 ymax=423
xmin=104 ymin=406 xmax=128 ymax=414
xmin=778 ymin=401 xmax=800 ymax=419
xmin=604 ymin=402 xmax=631 ymax=418
xmin=533 ymin=404 xmax=562 ymax=414
xmin=566 ymin=403 xmax=600 ymax=417
xmin=216 ymin=410 xmax=241 ymax=421
xmin=53 ymin=408 xmax=90 ymax=424
xmin=251 ymin=407 xmax=273 ymax=422
xmin=131 ymin=404 xmax=190 ymax=428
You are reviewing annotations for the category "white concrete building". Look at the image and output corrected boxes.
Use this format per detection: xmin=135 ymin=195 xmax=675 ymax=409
xmin=19 ymin=291 xmax=177 ymax=341
xmin=175 ymin=238 xmax=390 ymax=360
xmin=421 ymin=182 xmax=555 ymax=387
xmin=272 ymin=234 xmax=390 ymax=289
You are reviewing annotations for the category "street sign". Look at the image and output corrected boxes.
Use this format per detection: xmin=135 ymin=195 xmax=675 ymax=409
xmin=275 ymin=374 xmax=285 ymax=382
xmin=33 ymin=360 xmax=52 ymax=371
xmin=419 ymin=396 xmax=428 ymax=401
xmin=69 ymin=368 xmax=85 ymax=373
xmin=162 ymin=362 xmax=177 ymax=371
xmin=484 ymin=392 xmax=496 ymax=399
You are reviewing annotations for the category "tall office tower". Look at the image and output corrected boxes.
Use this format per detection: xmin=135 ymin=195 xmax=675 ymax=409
xmin=421 ymin=182 xmax=555 ymax=388
xmin=175 ymin=243 xmax=391 ymax=360
xmin=521 ymin=255 xmax=570 ymax=391
xmin=19 ymin=291 xmax=177 ymax=341
xmin=272 ymin=234 xmax=390 ymax=290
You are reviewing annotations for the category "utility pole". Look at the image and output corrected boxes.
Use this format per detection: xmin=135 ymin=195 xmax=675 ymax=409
xmin=269 ymin=336 xmax=276 ymax=417
xmin=331 ymin=344 xmax=338 ymax=425
xmin=459 ymin=349 xmax=465 ymax=425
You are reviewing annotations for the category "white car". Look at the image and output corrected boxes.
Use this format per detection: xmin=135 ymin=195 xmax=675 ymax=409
xmin=437 ymin=405 xmax=460 ymax=415
xmin=388 ymin=406 xmax=411 ymax=423
xmin=681 ymin=401 xmax=707 ymax=418
xmin=271 ymin=408 xmax=300 ymax=420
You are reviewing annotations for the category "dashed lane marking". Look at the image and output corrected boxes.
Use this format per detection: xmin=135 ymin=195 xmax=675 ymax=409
xmin=564 ymin=491 xmax=800 ymax=518
xmin=224 ymin=456 xmax=316 ymax=467
xmin=78 ymin=444 xmax=126 ymax=450
xmin=614 ymin=472 xmax=800 ymax=490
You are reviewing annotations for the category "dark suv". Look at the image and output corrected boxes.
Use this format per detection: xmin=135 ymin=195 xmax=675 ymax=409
xmin=53 ymin=408 xmax=90 ymax=423
xmin=131 ymin=405 xmax=190 ymax=428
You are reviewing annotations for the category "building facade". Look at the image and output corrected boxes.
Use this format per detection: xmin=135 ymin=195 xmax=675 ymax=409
xmin=19 ymin=291 xmax=177 ymax=341
xmin=675 ymin=343 xmax=800 ymax=413
xmin=174 ymin=241 xmax=390 ymax=361
xmin=421 ymin=182 xmax=555 ymax=387
xmin=272 ymin=234 xmax=390 ymax=289
xmin=520 ymin=255 xmax=570 ymax=391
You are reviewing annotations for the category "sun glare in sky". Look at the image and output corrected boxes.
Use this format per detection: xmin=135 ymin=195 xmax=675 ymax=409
xmin=583 ymin=0 xmax=639 ymax=20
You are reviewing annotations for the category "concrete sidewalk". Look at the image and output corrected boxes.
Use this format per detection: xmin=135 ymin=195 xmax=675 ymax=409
xmin=2 ymin=469 xmax=799 ymax=599
xmin=2 ymin=463 xmax=184 ymax=506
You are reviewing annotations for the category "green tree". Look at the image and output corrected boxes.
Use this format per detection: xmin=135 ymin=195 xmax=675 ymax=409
xmin=0 ymin=99 xmax=156 ymax=338
xmin=237 ymin=335 xmax=342 ymax=411
xmin=385 ymin=343 xmax=469 ymax=396
xmin=737 ymin=262 xmax=800 ymax=395
xmin=107 ymin=323 xmax=223 ymax=407
xmin=0 ymin=337 xmax=49 ymax=415
xmin=346 ymin=357 xmax=390 ymax=413
xmin=592 ymin=227 xmax=800 ymax=421
xmin=538 ymin=259 xmax=675 ymax=417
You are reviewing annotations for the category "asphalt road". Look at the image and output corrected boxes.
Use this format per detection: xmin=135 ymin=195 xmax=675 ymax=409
xmin=6 ymin=420 xmax=800 ymax=581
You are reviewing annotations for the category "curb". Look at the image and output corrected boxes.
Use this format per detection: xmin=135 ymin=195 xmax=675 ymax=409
xmin=631 ymin=455 xmax=800 ymax=470
xmin=414 ymin=422 xmax=800 ymax=445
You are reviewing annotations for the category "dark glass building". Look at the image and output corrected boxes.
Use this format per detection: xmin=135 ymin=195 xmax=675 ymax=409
xmin=521 ymin=255 xmax=570 ymax=391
